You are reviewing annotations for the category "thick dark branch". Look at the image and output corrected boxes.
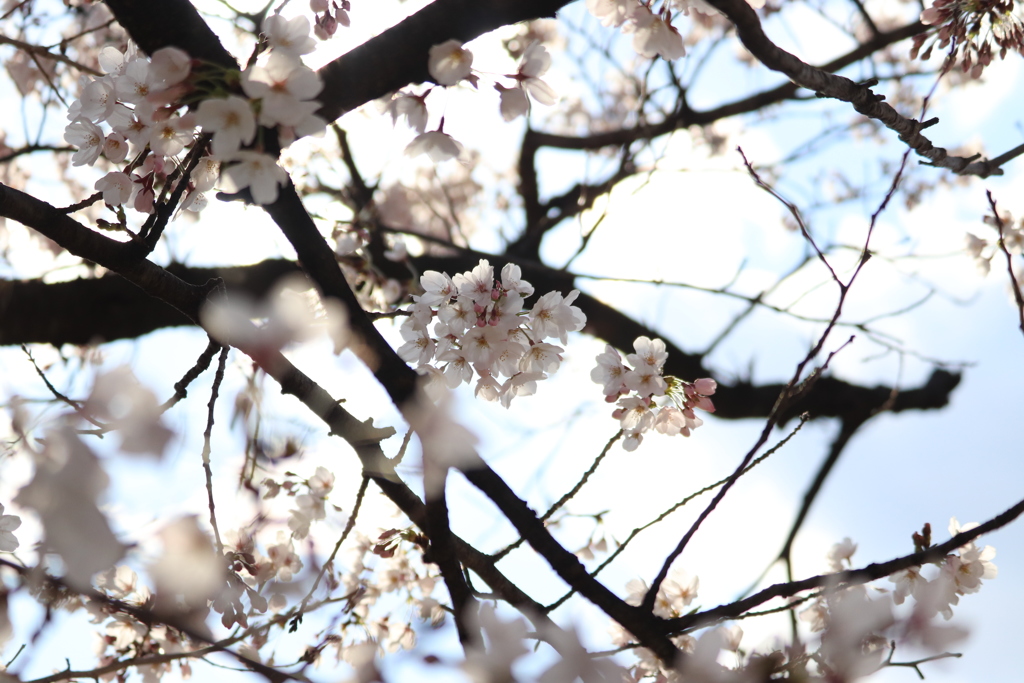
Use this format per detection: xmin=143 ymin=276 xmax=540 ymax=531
xmin=103 ymin=0 xmax=238 ymax=69
xmin=0 ymin=184 xmax=551 ymax=632
xmin=704 ymin=0 xmax=1003 ymax=176
xmin=314 ymin=0 xmax=574 ymax=123
xmin=0 ymin=256 xmax=960 ymax=422
xmin=523 ymin=21 xmax=928 ymax=152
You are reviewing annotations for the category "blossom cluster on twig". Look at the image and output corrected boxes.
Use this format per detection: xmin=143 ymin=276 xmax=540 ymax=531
xmin=64 ymin=14 xmax=327 ymax=210
xmin=398 ymin=259 xmax=586 ymax=408
xmin=592 ymin=337 xmax=716 ymax=450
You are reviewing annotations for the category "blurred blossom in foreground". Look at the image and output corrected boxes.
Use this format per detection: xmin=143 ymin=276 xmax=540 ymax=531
xmin=15 ymin=427 xmax=126 ymax=588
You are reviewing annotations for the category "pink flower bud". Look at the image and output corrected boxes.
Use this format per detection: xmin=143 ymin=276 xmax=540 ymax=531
xmin=693 ymin=378 xmax=717 ymax=395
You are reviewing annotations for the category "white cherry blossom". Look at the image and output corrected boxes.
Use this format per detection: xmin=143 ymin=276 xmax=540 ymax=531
xmin=113 ymin=58 xmax=153 ymax=103
xmin=95 ymin=171 xmax=133 ymax=206
xmin=586 ymin=0 xmax=637 ymax=27
xmin=405 ymin=130 xmax=463 ymax=162
xmin=262 ymin=14 xmax=317 ymax=56
xmin=149 ymin=46 xmax=192 ymax=88
xmin=628 ymin=7 xmax=686 ymax=60
xmin=221 ymin=151 xmax=289 ymax=205
xmin=103 ymin=132 xmax=128 ymax=163
xmin=196 ymin=95 xmax=257 ymax=158
xmin=428 ymin=39 xmax=473 ymax=86
xmin=529 ymin=289 xmax=586 ymax=344
xmin=0 ymin=503 xmax=20 ymax=552
xmin=242 ymin=52 xmax=323 ymax=127
xmin=64 ymin=118 xmax=104 ymax=166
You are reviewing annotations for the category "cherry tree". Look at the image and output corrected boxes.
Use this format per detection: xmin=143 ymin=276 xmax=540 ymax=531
xmin=0 ymin=0 xmax=1022 ymax=681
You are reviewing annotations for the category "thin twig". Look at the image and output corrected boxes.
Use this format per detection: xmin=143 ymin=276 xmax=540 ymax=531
xmin=986 ymin=191 xmax=1024 ymax=339
xmin=21 ymin=344 xmax=105 ymax=429
xmin=493 ymin=430 xmax=622 ymax=562
xmin=201 ymin=346 xmax=230 ymax=555
xmin=292 ymin=475 xmax=369 ymax=625
xmin=546 ymin=415 xmax=808 ymax=612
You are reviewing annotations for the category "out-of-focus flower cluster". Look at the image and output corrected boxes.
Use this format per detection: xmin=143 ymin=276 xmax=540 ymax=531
xmin=912 ymin=0 xmax=1024 ymax=78
xmin=797 ymin=522 xmax=997 ymax=679
xmin=63 ymin=14 xmax=326 ymax=211
xmin=585 ymin=0 xmax=765 ymax=62
xmin=591 ymin=337 xmax=716 ymax=450
xmin=398 ymin=259 xmax=586 ymax=408
xmin=381 ymin=38 xmax=559 ymax=164
xmin=966 ymin=208 xmax=1024 ymax=275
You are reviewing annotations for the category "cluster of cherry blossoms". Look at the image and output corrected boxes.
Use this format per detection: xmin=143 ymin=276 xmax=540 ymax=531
xmin=586 ymin=0 xmax=767 ymax=61
xmin=383 ymin=38 xmax=557 ymax=163
xmin=796 ymin=524 xmax=997 ymax=679
xmin=63 ymin=13 xmax=327 ymax=212
xmin=592 ymin=337 xmax=716 ymax=450
xmin=966 ymin=208 xmax=1024 ymax=275
xmin=397 ymin=259 xmax=585 ymax=407
xmin=912 ymin=0 xmax=1024 ymax=78
xmin=309 ymin=0 xmax=351 ymax=40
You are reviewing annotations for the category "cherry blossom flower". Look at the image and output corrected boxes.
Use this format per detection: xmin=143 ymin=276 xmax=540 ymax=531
xmin=672 ymin=0 xmax=723 ymax=15
xmin=653 ymin=405 xmax=701 ymax=436
xmin=15 ymin=427 xmax=127 ymax=587
xmin=314 ymin=11 xmax=338 ymax=40
xmin=418 ymin=270 xmax=457 ymax=306
xmin=586 ymin=0 xmax=637 ymax=27
xmin=453 ymin=259 xmax=495 ymax=306
xmin=148 ymin=114 xmax=194 ymax=157
xmin=387 ymin=93 xmax=429 ymax=133
xmin=150 ymin=516 xmax=224 ymax=606
xmin=529 ymin=289 xmax=586 ymax=344
xmin=827 ymin=537 xmax=858 ymax=571
xmin=113 ymin=57 xmax=153 ymax=103
xmin=516 ymin=42 xmax=557 ymax=104
xmin=79 ymin=77 xmax=117 ymax=123
xmin=499 ymin=371 xmax=544 ymax=408
xmin=889 ymin=566 xmax=926 ymax=605
xmin=462 ymin=603 xmax=529 ymax=683
xmin=624 ymin=364 xmax=667 ymax=398
xmin=262 ymin=14 xmax=317 ymax=56
xmin=86 ymin=365 xmax=174 ymax=457
xmin=947 ymin=517 xmax=997 ymax=594
xmin=98 ymin=45 xmax=130 ymax=75
xmin=520 ymin=342 xmax=563 ymax=374
xmin=221 ymin=150 xmax=289 ymax=205
xmin=196 ymin=95 xmax=257 ymax=158
xmin=64 ymin=118 xmax=104 ymax=166
xmin=628 ymin=7 xmax=686 ymax=60
xmin=149 ymin=46 xmax=192 ymax=88
xmin=397 ymin=319 xmax=436 ymax=365
xmin=627 ymin=335 xmax=668 ymax=370
xmin=616 ymin=395 xmax=654 ymax=432
xmin=405 ymin=130 xmax=463 ymax=162
xmin=595 ymin=337 xmax=714 ymax=449
xmin=498 ymin=42 xmax=558 ymax=121
xmin=103 ymin=132 xmax=128 ymax=163
xmin=241 ymin=52 xmax=323 ymax=127
xmin=0 ymin=503 xmax=20 ymax=552
xmin=191 ymin=156 xmax=220 ymax=192
xmin=428 ymin=39 xmax=474 ymax=86
xmin=591 ymin=344 xmax=628 ymax=397
xmin=496 ymin=84 xmax=530 ymax=121
xmin=538 ymin=622 xmax=627 ymax=683
xmin=406 ymin=388 xmax=482 ymax=497
xmin=95 ymin=171 xmax=133 ymax=207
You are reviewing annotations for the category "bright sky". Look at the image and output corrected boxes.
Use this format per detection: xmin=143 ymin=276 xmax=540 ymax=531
xmin=2 ymin=0 xmax=1024 ymax=682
